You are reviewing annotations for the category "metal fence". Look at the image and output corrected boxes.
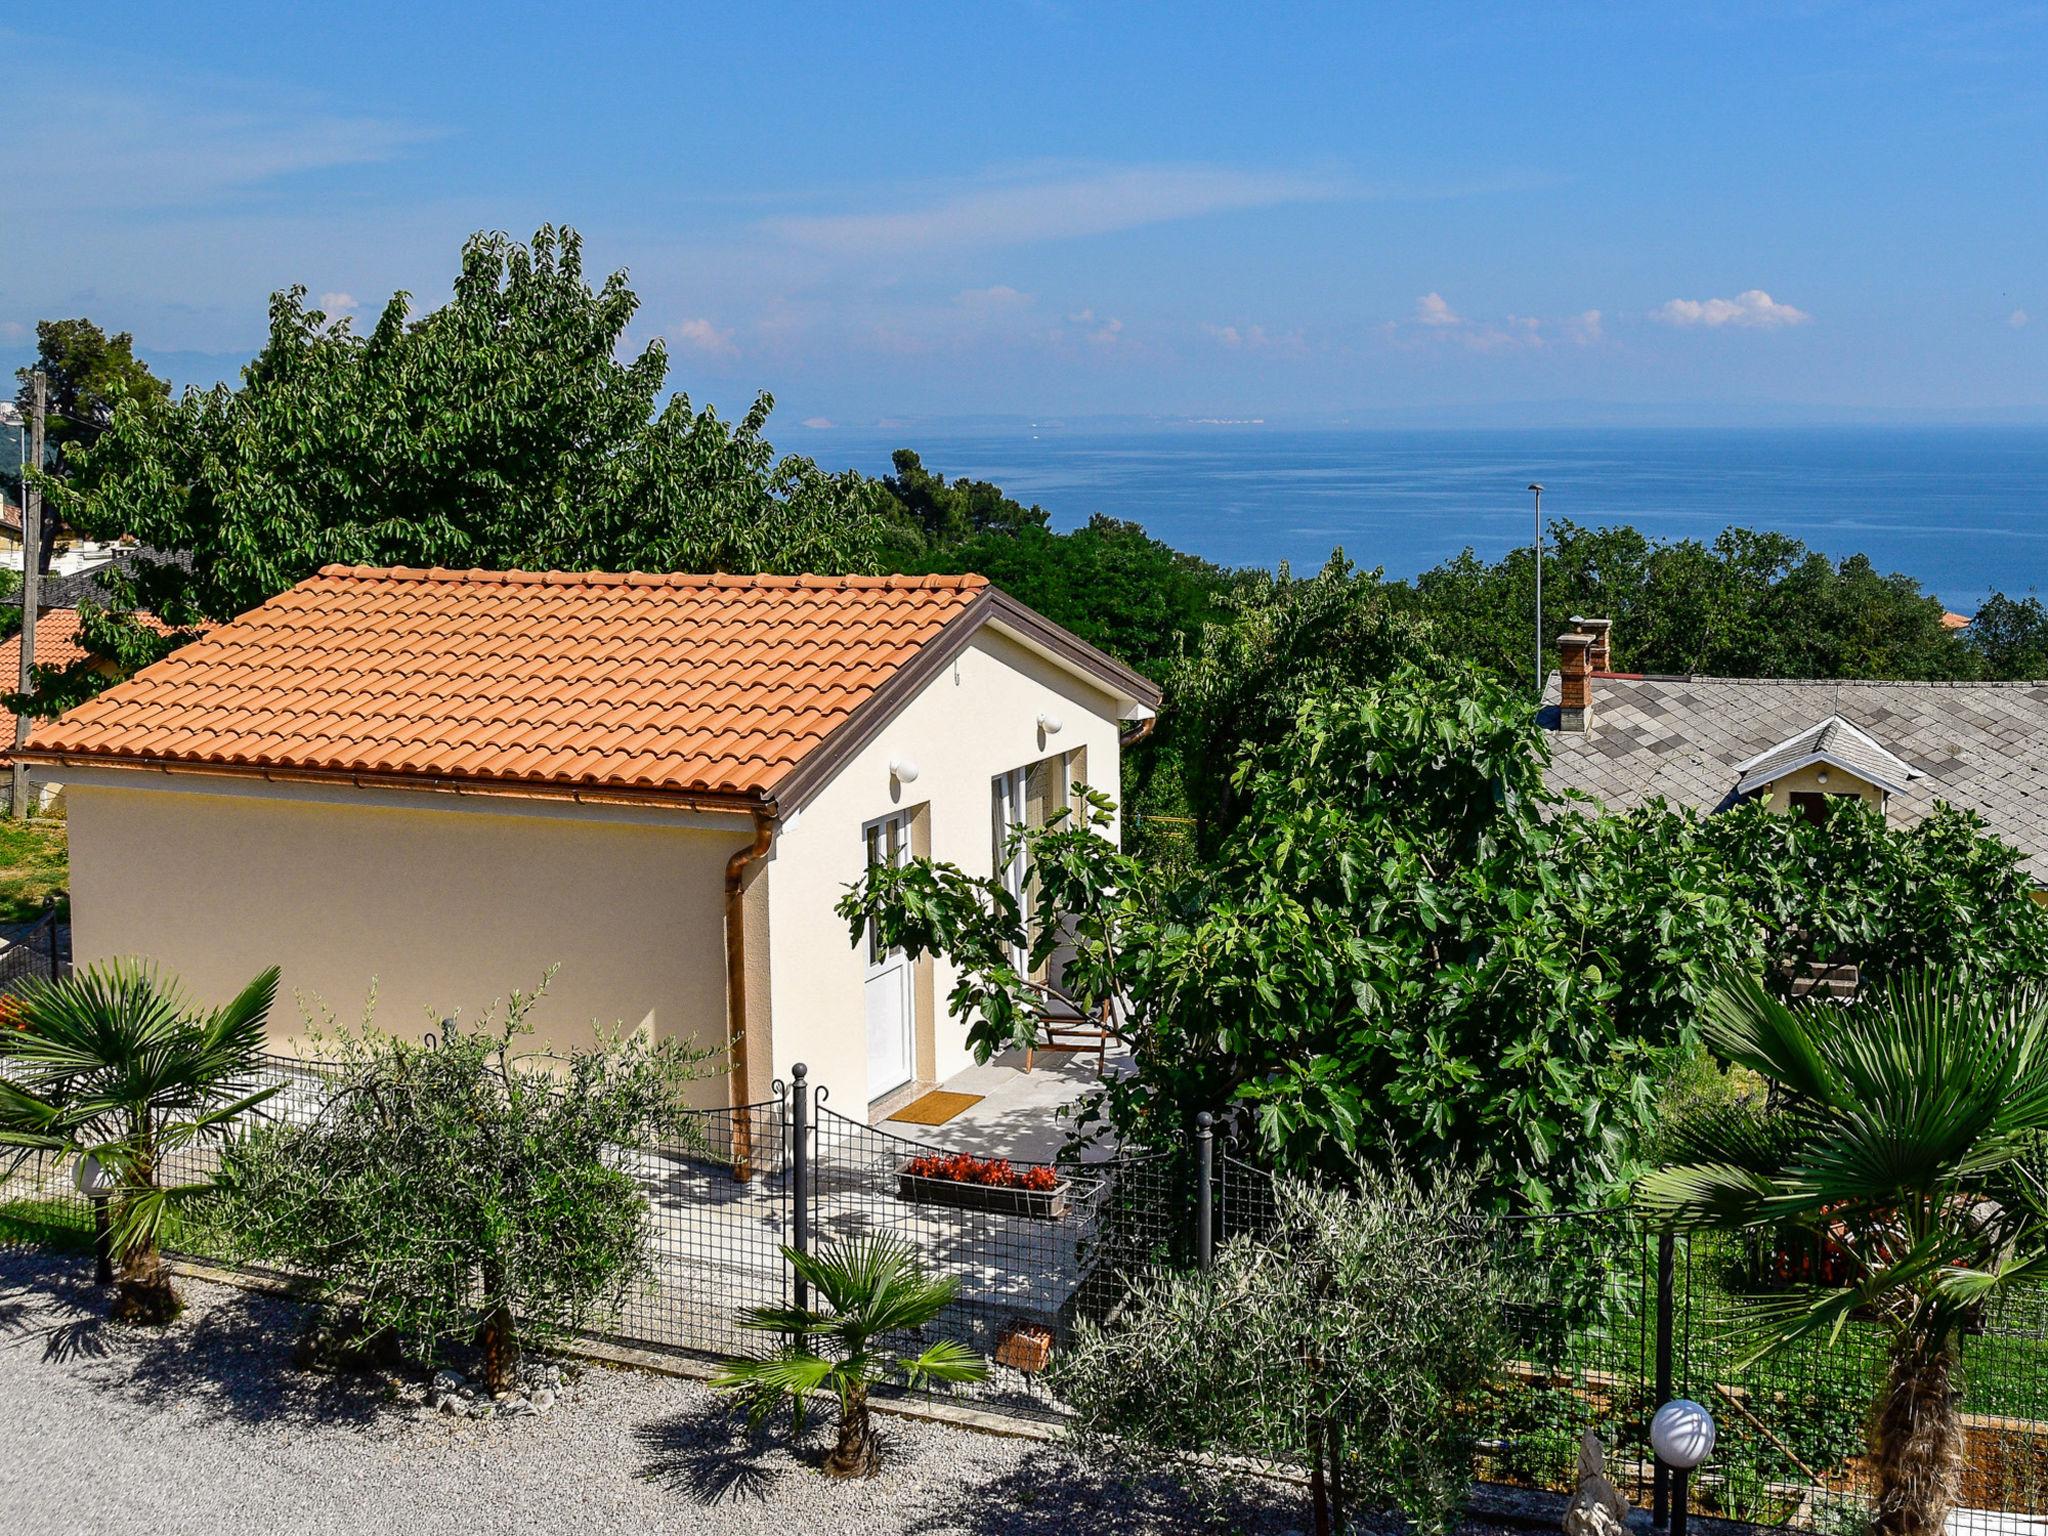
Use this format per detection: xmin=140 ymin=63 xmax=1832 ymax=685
xmin=0 ymin=905 xmax=66 ymax=997
xmin=7 ymin=1059 xmax=2048 ymax=1534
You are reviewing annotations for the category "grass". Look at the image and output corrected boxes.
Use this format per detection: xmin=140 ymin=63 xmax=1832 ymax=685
xmin=0 ymin=1196 xmax=94 ymax=1253
xmin=0 ymin=814 xmax=67 ymax=922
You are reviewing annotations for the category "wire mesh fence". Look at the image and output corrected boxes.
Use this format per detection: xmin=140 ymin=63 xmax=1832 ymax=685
xmin=7 ymin=1057 xmax=2048 ymax=1535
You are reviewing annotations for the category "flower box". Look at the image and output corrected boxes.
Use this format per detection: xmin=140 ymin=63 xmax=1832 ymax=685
xmin=894 ymin=1155 xmax=1073 ymax=1220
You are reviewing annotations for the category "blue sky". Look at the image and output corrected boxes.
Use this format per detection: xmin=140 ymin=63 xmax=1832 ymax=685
xmin=3 ymin=3 xmax=2044 ymax=426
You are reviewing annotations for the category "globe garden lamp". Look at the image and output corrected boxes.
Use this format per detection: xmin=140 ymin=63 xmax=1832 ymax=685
xmin=1651 ymin=1398 xmax=1716 ymax=1536
xmin=74 ymin=1153 xmax=120 ymax=1286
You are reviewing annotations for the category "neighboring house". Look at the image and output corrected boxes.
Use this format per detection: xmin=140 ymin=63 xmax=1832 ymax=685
xmin=1 ymin=563 xmax=187 ymax=810
xmin=1541 ymin=617 xmax=2048 ymax=881
xmin=14 ymin=566 xmax=1160 ymax=1118
xmin=0 ymin=504 xmax=129 ymax=580
xmin=2 ymin=543 xmax=189 ymax=615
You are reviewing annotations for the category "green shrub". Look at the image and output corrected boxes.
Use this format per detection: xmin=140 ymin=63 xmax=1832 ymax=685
xmin=209 ymin=977 xmax=714 ymax=1391
xmin=1054 ymin=1165 xmax=1511 ymax=1536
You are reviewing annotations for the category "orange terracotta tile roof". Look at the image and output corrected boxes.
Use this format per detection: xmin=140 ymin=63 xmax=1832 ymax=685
xmin=19 ymin=567 xmax=996 ymax=801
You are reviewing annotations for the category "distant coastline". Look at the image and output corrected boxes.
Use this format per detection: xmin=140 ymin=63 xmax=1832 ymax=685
xmin=818 ymin=424 xmax=2048 ymax=607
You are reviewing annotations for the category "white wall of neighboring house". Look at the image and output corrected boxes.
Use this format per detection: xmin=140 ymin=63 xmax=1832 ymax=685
xmin=764 ymin=624 xmax=1126 ymax=1109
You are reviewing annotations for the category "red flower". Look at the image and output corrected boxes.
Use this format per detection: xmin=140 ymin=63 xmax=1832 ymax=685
xmin=905 ymin=1151 xmax=1060 ymax=1191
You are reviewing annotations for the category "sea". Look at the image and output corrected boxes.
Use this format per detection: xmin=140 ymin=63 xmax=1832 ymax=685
xmin=815 ymin=425 xmax=2048 ymax=611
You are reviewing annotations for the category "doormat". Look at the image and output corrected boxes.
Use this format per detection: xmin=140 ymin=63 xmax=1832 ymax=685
xmin=888 ymin=1090 xmax=984 ymax=1127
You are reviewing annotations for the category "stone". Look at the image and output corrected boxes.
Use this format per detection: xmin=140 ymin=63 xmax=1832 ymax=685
xmin=531 ymin=1389 xmax=556 ymax=1412
xmin=430 ymin=1369 xmax=466 ymax=1396
xmin=1564 ymin=1429 xmax=1633 ymax=1536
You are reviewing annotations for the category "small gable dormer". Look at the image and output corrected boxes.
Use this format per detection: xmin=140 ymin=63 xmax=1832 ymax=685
xmin=1731 ymin=715 xmax=1925 ymax=824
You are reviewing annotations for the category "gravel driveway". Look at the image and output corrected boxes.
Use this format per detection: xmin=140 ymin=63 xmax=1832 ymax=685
xmin=0 ymin=1251 xmax=1301 ymax=1536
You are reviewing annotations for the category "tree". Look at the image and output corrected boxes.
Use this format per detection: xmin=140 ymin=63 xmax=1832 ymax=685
xmin=1057 ymin=1166 xmax=1510 ymax=1536
xmin=29 ymin=226 xmax=889 ymax=713
xmin=211 ymin=976 xmax=714 ymax=1391
xmin=714 ymin=1234 xmax=987 ymax=1477
xmin=843 ymin=669 xmax=1718 ymax=1210
xmin=845 ymin=664 xmax=2048 ymax=1212
xmin=14 ymin=317 xmax=170 ymax=482
xmin=1964 ymin=593 xmax=2048 ymax=679
xmin=1160 ymin=553 xmax=1423 ymax=852
xmin=1640 ymin=972 xmax=2048 ymax=1536
xmin=0 ymin=961 xmax=279 ymax=1322
xmin=1400 ymin=522 xmax=1977 ymax=689
xmin=878 ymin=448 xmax=1050 ymax=547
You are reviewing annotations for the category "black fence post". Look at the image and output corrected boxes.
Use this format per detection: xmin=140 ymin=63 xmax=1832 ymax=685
xmin=790 ymin=1062 xmax=811 ymax=1317
xmin=1653 ymin=1227 xmax=1677 ymax=1531
xmin=43 ymin=898 xmax=58 ymax=979
xmin=1195 ymin=1111 xmax=1215 ymax=1269
xmin=91 ymin=1195 xmax=114 ymax=1286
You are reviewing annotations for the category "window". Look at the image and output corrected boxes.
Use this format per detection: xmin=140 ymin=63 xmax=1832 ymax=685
xmin=1789 ymin=791 xmax=1847 ymax=827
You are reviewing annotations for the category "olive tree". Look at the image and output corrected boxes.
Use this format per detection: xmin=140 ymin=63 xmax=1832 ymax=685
xmin=212 ymin=978 xmax=715 ymax=1390
xmin=1056 ymin=1166 xmax=1511 ymax=1536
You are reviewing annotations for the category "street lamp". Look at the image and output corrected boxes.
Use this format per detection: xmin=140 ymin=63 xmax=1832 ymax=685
xmin=1528 ymin=483 xmax=1546 ymax=696
xmin=1651 ymin=1398 xmax=1717 ymax=1536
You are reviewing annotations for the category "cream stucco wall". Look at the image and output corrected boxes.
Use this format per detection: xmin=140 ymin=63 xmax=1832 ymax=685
xmin=1762 ymin=763 xmax=1886 ymax=814
xmin=764 ymin=625 xmax=1127 ymax=1109
xmin=65 ymin=774 xmax=756 ymax=1108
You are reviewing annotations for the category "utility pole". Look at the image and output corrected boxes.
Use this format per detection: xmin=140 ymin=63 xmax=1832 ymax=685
xmin=12 ymin=370 xmax=45 ymax=819
xmin=1531 ymin=483 xmax=1540 ymax=700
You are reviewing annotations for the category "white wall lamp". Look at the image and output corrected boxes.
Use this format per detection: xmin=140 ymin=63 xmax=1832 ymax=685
xmin=1036 ymin=712 xmax=1064 ymax=735
xmin=1650 ymin=1398 xmax=1716 ymax=1536
xmin=889 ymin=757 xmax=920 ymax=785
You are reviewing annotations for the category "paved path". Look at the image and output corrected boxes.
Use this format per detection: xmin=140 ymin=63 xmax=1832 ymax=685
xmin=0 ymin=1252 xmax=1298 ymax=1536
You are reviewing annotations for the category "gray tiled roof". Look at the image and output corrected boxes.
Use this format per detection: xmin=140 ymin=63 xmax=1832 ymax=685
xmin=1730 ymin=716 xmax=1923 ymax=797
xmin=1540 ymin=673 xmax=2048 ymax=880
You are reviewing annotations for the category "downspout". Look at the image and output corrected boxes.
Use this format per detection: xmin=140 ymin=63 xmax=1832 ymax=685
xmin=724 ymin=807 xmax=776 ymax=1179
xmin=1118 ymin=714 xmax=1157 ymax=750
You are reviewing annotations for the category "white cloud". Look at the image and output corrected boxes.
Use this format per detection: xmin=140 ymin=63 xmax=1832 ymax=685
xmin=1204 ymin=322 xmax=1308 ymax=357
xmin=670 ymin=317 xmax=738 ymax=360
xmin=767 ymin=164 xmax=1347 ymax=255
xmin=1068 ymin=308 xmax=1124 ymax=347
xmin=2011 ymin=308 xmax=2031 ymax=329
xmin=14 ymin=86 xmax=431 ymax=211
xmin=1652 ymin=289 xmax=1812 ymax=329
xmin=0 ymin=321 xmax=24 ymax=343
xmin=801 ymin=416 xmax=836 ymax=429
xmin=318 ymin=292 xmax=357 ymax=316
xmin=1565 ymin=309 xmax=1604 ymax=344
xmin=1395 ymin=293 xmax=1550 ymax=352
xmin=1414 ymin=291 xmax=1463 ymax=327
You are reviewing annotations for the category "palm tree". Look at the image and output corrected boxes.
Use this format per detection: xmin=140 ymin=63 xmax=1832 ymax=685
xmin=1640 ymin=970 xmax=2048 ymax=1536
xmin=0 ymin=961 xmax=280 ymax=1323
xmin=714 ymin=1234 xmax=988 ymax=1477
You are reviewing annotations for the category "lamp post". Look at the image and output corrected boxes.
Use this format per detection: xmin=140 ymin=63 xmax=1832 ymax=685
xmin=1528 ymin=483 xmax=1545 ymax=697
xmin=73 ymin=1152 xmax=119 ymax=1286
xmin=1651 ymin=1398 xmax=1717 ymax=1536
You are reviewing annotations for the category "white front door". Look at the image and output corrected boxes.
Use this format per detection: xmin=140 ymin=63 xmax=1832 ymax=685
xmin=864 ymin=812 xmax=915 ymax=1098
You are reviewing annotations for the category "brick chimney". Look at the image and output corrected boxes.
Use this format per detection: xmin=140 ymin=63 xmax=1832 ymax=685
xmin=1557 ymin=632 xmax=1594 ymax=732
xmin=1570 ymin=615 xmax=1613 ymax=672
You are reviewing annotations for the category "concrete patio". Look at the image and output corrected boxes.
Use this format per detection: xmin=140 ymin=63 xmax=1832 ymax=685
xmin=873 ymin=1044 xmax=1132 ymax=1166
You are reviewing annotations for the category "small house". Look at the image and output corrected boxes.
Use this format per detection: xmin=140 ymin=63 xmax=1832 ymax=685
xmin=15 ymin=566 xmax=1160 ymax=1117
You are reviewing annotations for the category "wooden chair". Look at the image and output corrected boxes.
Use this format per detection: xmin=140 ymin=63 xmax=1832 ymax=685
xmin=1019 ymin=980 xmax=1123 ymax=1072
